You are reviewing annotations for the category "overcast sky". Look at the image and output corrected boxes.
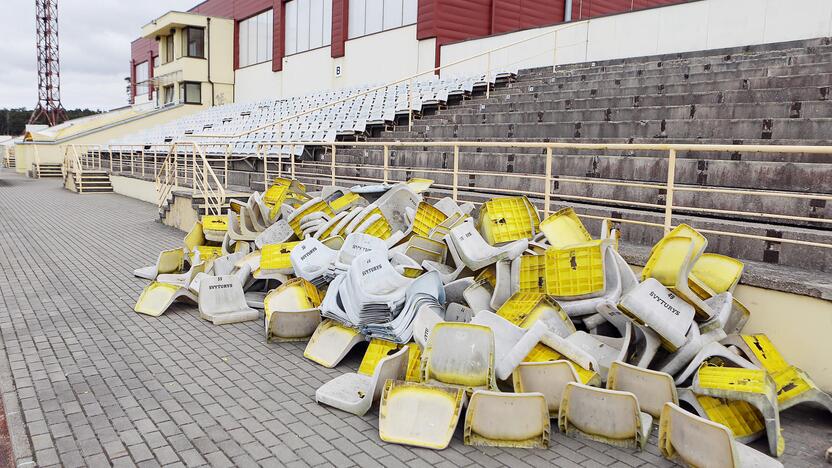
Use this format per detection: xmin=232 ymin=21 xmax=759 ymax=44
xmin=0 ymin=0 xmax=197 ymax=111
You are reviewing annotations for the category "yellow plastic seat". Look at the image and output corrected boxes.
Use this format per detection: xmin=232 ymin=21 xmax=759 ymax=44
xmin=411 ymin=202 xmax=448 ymax=238
xmin=262 ymin=183 xmax=289 ymax=207
xmin=522 ymin=344 xmax=600 ymax=386
xmin=264 ymin=278 xmax=322 ymax=342
xmin=478 ymin=196 xmax=540 ymax=245
xmin=558 ymin=382 xmax=653 ymax=449
xmin=544 ymin=240 xmax=607 ymax=299
xmin=642 ymin=235 xmax=714 ymax=320
xmin=134 ymin=282 xmax=195 ymax=317
xmin=378 ymin=380 xmax=465 ymax=450
xmin=287 ymin=198 xmax=334 ymax=236
xmin=192 ymin=245 xmax=223 ymax=262
xmin=515 ymin=254 xmax=546 ymax=293
xmin=260 ymin=241 xmax=301 ymax=274
xmin=464 ymin=390 xmax=550 ymax=448
xmin=358 ymin=339 xmax=401 ymax=376
xmin=303 ymin=320 xmax=364 ymax=368
xmin=328 ymin=192 xmax=366 ymax=213
xmin=723 ymin=334 xmax=832 ymax=414
xmin=133 ymin=248 xmax=185 ymax=280
xmin=422 ymin=322 xmax=497 ymax=393
xmin=496 ymin=292 xmax=574 ymax=335
xmin=607 ymin=360 xmax=678 ymax=419
xmin=539 ymin=207 xmax=593 ymax=248
xmin=184 ymin=221 xmax=206 ymax=252
xmin=692 ymin=365 xmax=784 ymax=457
xmin=659 ymin=402 xmax=783 ymax=468
xmin=691 ymin=253 xmax=744 ymax=294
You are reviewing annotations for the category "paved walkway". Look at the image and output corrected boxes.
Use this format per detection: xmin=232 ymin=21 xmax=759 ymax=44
xmin=0 ymin=169 xmax=829 ymax=468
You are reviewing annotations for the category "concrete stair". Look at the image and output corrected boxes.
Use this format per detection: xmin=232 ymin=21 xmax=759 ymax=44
xmin=36 ymin=163 xmax=63 ymax=178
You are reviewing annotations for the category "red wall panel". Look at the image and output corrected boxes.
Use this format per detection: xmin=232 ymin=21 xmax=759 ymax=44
xmin=272 ymin=0 xmax=285 ymax=71
xmin=572 ymin=0 xmax=684 ymax=21
xmin=331 ymin=0 xmax=349 ymax=58
xmin=491 ymin=0 xmax=564 ymax=35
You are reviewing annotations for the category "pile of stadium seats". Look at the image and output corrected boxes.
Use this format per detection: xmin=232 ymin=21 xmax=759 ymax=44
xmin=131 ymin=177 xmax=830 ymax=464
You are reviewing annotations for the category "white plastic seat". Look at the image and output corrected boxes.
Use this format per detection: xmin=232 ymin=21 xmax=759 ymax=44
xmin=616 ymin=278 xmax=694 ymax=352
xmin=512 ymin=360 xmax=580 ymax=417
xmin=134 ymin=282 xmax=196 ymax=317
xmin=449 ymin=220 xmax=527 ymax=271
xmin=156 ymin=261 xmax=208 ymax=288
xmin=304 ymin=319 xmax=364 ymax=368
xmin=197 ymin=275 xmax=259 ymax=325
xmin=264 ymin=278 xmax=322 ymax=342
xmin=558 ymin=382 xmax=653 ymax=449
xmin=606 ymin=360 xmax=677 ymax=419
xmin=254 ymin=219 xmax=294 ymax=249
xmin=470 ymin=311 xmax=549 ymax=381
xmin=316 ymin=347 xmax=408 ymax=416
xmin=133 ymin=248 xmax=184 ymax=280
xmin=659 ymin=402 xmax=783 ymax=468
xmin=422 ymin=322 xmax=497 ymax=393
xmin=565 ymin=324 xmax=631 ymax=380
xmin=378 ymin=380 xmax=465 ymax=450
xmin=463 ymin=390 xmax=550 ymax=448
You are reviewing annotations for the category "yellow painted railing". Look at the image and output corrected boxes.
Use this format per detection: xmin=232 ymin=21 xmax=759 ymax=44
xmin=154 ymin=142 xmax=227 ymax=215
xmin=253 ymin=140 xmax=832 ymax=250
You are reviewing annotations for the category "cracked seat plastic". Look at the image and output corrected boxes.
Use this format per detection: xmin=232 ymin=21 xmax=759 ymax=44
xmin=558 ymin=382 xmax=653 ymax=449
xmin=722 ymin=333 xmax=832 ymax=415
xmin=692 ymin=365 xmax=784 ymax=457
xmin=316 ymin=347 xmax=408 ymax=416
xmin=197 ymin=275 xmax=259 ymax=325
xmin=303 ymin=319 xmax=364 ymax=368
xmin=201 ymin=215 xmax=228 ymax=242
xmin=264 ymin=278 xmax=322 ymax=342
xmin=464 ymin=390 xmax=550 ymax=448
xmin=133 ymin=248 xmax=184 ymax=280
xmin=156 ymin=261 xmax=208 ymax=289
xmin=606 ymin=360 xmax=677 ymax=419
xmin=659 ymin=402 xmax=783 ymax=468
xmin=378 ymin=380 xmax=465 ymax=450
xmin=544 ymin=240 xmax=609 ymax=300
xmin=512 ymin=360 xmax=580 ymax=417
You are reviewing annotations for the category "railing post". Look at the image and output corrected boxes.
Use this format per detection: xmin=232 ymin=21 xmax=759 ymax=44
xmin=664 ymin=149 xmax=677 ymax=233
xmin=383 ymin=145 xmax=389 ymax=183
xmin=290 ymin=145 xmax=296 ymax=179
xmin=141 ymin=148 xmax=146 ymax=177
xmin=552 ymin=29 xmax=559 ymax=72
xmin=224 ymin=145 xmax=229 ymax=188
xmin=452 ymin=145 xmax=459 ymax=201
xmin=330 ymin=144 xmax=336 ymax=186
xmin=131 ymin=151 xmax=134 ymax=175
xmin=261 ymin=144 xmax=268 ymax=188
xmin=407 ymin=80 xmax=413 ymax=132
xmin=486 ymin=52 xmax=492 ymax=99
xmin=109 ymin=148 xmax=113 ymax=172
xmin=544 ymin=146 xmax=553 ymax=216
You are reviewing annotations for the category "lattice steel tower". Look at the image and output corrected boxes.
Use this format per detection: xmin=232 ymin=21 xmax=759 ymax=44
xmin=29 ymin=0 xmax=68 ymax=126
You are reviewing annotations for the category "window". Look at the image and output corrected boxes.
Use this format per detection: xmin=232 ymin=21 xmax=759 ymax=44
xmin=238 ymin=10 xmax=274 ymax=67
xmin=182 ymin=27 xmax=205 ymax=58
xmin=284 ymin=0 xmax=332 ymax=55
xmin=163 ymin=85 xmax=175 ymax=105
xmin=180 ymin=82 xmax=202 ymax=104
xmin=164 ymin=34 xmax=174 ymax=63
xmin=134 ymin=61 xmax=149 ymax=96
xmin=349 ymin=0 xmax=416 ymax=39
xmin=153 ymin=55 xmax=160 ymax=68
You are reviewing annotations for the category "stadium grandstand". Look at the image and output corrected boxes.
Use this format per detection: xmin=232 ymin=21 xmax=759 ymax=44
xmin=3 ymin=0 xmax=832 ymax=466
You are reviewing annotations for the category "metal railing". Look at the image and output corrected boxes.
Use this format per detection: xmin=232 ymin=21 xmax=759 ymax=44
xmin=253 ymin=140 xmax=832 ymax=252
xmin=154 ymin=142 xmax=227 ymax=215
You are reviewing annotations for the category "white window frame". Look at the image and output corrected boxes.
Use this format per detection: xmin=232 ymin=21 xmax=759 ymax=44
xmin=284 ymin=0 xmax=332 ymax=56
xmin=348 ymin=0 xmax=416 ymax=40
xmin=238 ymin=9 xmax=274 ymax=68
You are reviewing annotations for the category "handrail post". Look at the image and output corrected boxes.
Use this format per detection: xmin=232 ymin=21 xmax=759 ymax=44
xmin=260 ymin=144 xmax=267 ymax=188
xmin=224 ymin=145 xmax=229 ymax=188
xmin=552 ymin=29 xmax=559 ymax=72
xmin=141 ymin=148 xmax=146 ymax=177
xmin=108 ymin=148 xmax=113 ymax=173
xmin=664 ymin=149 xmax=677 ymax=233
xmin=452 ymin=145 xmax=459 ymax=201
xmin=131 ymin=151 xmax=134 ymax=175
xmin=277 ymin=144 xmax=282 ymax=178
xmin=544 ymin=146 xmax=553 ymax=216
xmin=383 ymin=145 xmax=389 ymax=183
xmin=407 ymin=80 xmax=413 ymax=132
xmin=330 ymin=144 xmax=336 ymax=186
xmin=486 ymin=52 xmax=492 ymax=99
xmin=290 ymin=145 xmax=296 ymax=179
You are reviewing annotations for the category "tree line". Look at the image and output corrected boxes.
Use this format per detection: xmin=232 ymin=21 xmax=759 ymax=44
xmin=0 ymin=108 xmax=102 ymax=136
